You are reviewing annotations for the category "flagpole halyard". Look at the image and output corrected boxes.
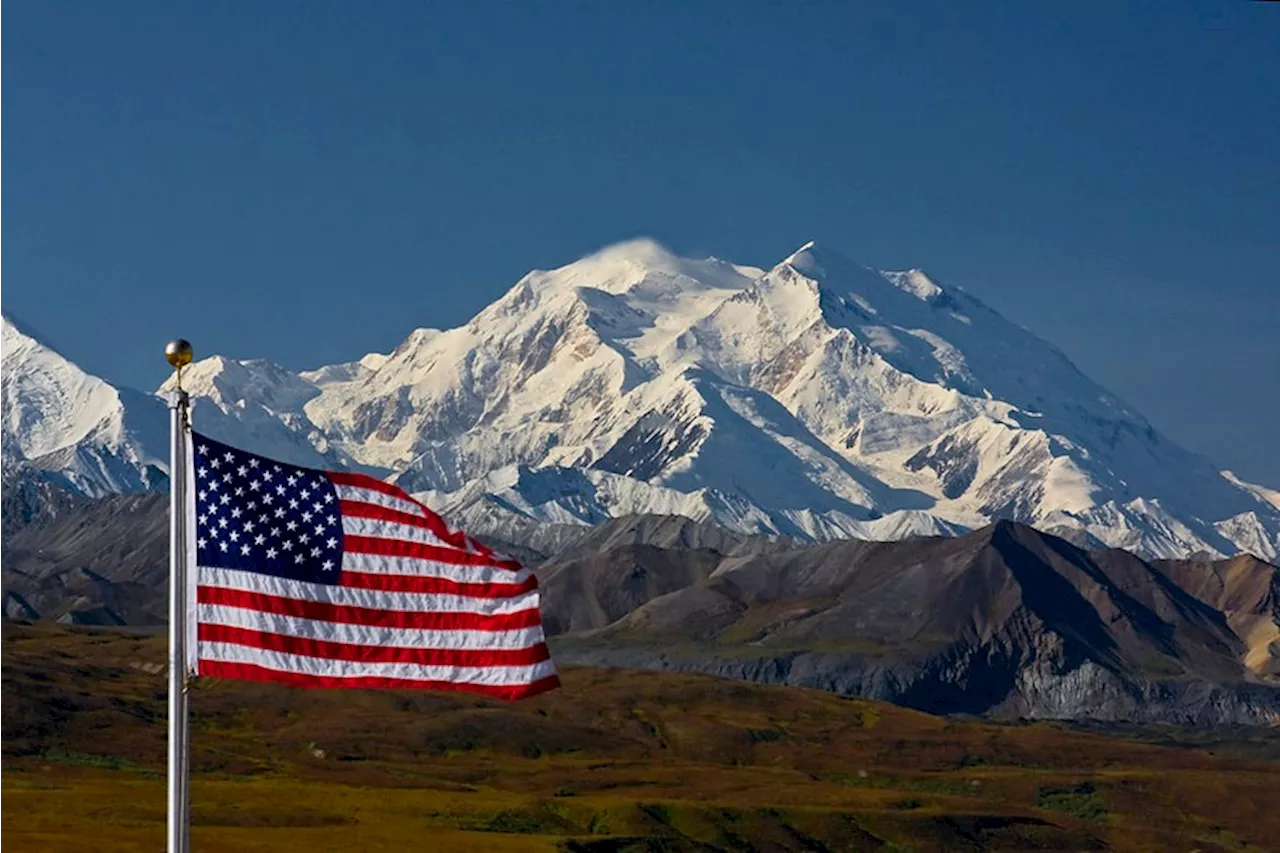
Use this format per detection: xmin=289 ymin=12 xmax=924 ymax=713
xmin=165 ymin=338 xmax=194 ymax=853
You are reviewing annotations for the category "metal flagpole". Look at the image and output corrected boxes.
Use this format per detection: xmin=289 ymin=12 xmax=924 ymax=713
xmin=165 ymin=338 xmax=194 ymax=853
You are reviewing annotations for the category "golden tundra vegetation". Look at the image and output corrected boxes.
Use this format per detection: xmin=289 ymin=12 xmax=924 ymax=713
xmin=3 ymin=624 xmax=1277 ymax=852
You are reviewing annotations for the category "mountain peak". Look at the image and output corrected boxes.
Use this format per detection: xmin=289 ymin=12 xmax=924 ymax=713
xmin=2 ymin=312 xmax=61 ymax=353
xmin=583 ymin=237 xmax=683 ymax=269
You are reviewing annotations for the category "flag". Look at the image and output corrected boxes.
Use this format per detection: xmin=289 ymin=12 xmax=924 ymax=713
xmin=188 ymin=431 xmax=559 ymax=699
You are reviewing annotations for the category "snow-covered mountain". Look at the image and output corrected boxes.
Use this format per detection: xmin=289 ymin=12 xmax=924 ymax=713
xmin=4 ymin=240 xmax=1278 ymax=560
xmin=1 ymin=315 xmax=168 ymax=496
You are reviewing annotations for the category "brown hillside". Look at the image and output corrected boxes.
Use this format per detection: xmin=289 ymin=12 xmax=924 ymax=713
xmin=3 ymin=623 xmax=1279 ymax=852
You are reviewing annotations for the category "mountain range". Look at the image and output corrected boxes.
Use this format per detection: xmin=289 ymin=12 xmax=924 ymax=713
xmin=4 ymin=238 xmax=1279 ymax=560
xmin=5 ymin=484 xmax=1277 ymax=724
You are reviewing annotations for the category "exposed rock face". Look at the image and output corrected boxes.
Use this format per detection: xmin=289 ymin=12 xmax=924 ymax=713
xmin=4 ymin=476 xmax=1277 ymax=725
xmin=544 ymin=521 xmax=1280 ymax=725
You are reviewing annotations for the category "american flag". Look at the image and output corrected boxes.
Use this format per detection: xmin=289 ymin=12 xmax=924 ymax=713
xmin=189 ymin=431 xmax=559 ymax=700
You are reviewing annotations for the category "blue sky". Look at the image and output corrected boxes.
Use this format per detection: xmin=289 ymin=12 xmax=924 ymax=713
xmin=4 ymin=1 xmax=1278 ymax=483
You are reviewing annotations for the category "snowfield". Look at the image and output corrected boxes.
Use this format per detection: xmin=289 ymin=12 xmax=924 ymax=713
xmin=5 ymin=238 xmax=1277 ymax=560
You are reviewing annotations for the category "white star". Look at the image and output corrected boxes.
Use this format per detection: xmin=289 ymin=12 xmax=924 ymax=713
xmin=244 ymin=520 xmax=255 ymax=532
xmin=327 ymin=514 xmax=337 ymax=524
xmin=234 ymin=487 xmax=244 ymax=497
xmin=249 ymin=480 xmax=261 ymax=491
xmin=223 ymin=452 xmax=234 ymax=462
xmin=210 ymin=458 xmax=221 ymax=469
xmin=300 ymin=488 xmax=311 ymax=500
xmin=231 ymin=507 xmax=242 ymax=519
xmin=282 ymin=540 xmax=294 ymax=551
xmin=299 ymin=533 xmax=310 ymax=544
xmin=222 ymin=472 xmax=232 ymax=483
xmin=295 ymin=553 xmax=306 ymax=564
xmin=247 ymin=501 xmax=258 ymax=511
xmin=275 ymin=507 xmax=286 ymax=518
xmin=262 ymin=470 xmax=273 ymax=481
xmin=219 ymin=541 xmax=228 ymax=552
xmin=208 ymin=503 xmax=219 ymax=515
xmin=198 ymin=513 xmax=208 ymax=526
xmin=197 ymin=444 xmax=208 ymax=455
xmin=288 ymin=498 xmax=299 ymax=510
xmin=287 ymin=474 xmax=298 ymax=486
xmin=237 ymin=465 xmax=248 ymax=477
xmin=266 ymin=547 xmax=278 ymax=559
xmin=301 ymin=510 xmax=313 ymax=522
xmin=310 ymin=547 xmax=321 ymax=558
xmin=229 ymin=530 xmax=240 ymax=542
xmin=324 ymin=493 xmax=334 ymax=504
xmin=315 ymin=525 xmax=326 ymax=537
xmin=274 ymin=465 xmax=282 ymax=472
xmin=218 ymin=517 xmax=229 ymax=529
xmin=322 ymin=560 xmax=334 ymax=571
xmin=208 ymin=479 xmax=220 ymax=492
xmin=220 ymin=494 xmax=231 ymax=505
xmin=275 ymin=484 xmax=286 ymax=495
xmin=197 ymin=490 xmax=207 ymax=502
xmin=240 ymin=544 xmax=251 ymax=555
xmin=209 ymin=526 xmax=220 ymax=539
xmin=254 ymin=534 xmax=266 ymax=546
xmin=262 ymin=493 xmax=274 ymax=505
xmin=313 ymin=501 xmax=324 ymax=513
xmin=326 ymin=537 xmax=338 ymax=548
xmin=197 ymin=537 xmax=207 ymax=548
xmin=286 ymin=520 xmax=298 ymax=531
xmin=249 ymin=458 xmax=259 ymax=469
xmin=197 ymin=467 xmax=208 ymax=479
xmin=270 ymin=527 xmax=281 ymax=537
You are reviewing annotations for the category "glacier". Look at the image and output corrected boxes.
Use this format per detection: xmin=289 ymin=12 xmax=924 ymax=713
xmin=4 ymin=238 xmax=1278 ymax=560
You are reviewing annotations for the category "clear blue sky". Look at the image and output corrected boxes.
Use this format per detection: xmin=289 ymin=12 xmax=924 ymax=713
xmin=4 ymin=1 xmax=1278 ymax=483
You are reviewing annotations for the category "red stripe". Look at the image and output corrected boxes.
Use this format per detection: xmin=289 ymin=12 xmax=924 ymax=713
xmin=339 ymin=499 xmax=440 ymax=530
xmin=327 ymin=470 xmax=417 ymax=502
xmin=197 ymin=586 xmax=542 ymax=631
xmin=343 ymin=533 xmax=523 ymax=571
xmin=198 ymin=659 xmax=561 ymax=700
xmin=327 ymin=471 xmax=506 ymax=561
xmin=199 ymin=623 xmax=550 ymax=667
xmin=339 ymin=502 xmax=519 ymax=569
xmin=340 ymin=569 xmax=537 ymax=597
xmin=327 ymin=471 xmax=477 ymax=553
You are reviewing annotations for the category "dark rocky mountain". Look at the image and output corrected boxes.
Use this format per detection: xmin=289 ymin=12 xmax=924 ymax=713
xmin=549 ymin=523 xmax=1280 ymax=724
xmin=4 ymin=481 xmax=1277 ymax=724
xmin=2 ymin=483 xmax=168 ymax=625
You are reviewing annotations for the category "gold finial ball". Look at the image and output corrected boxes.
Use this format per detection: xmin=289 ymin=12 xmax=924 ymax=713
xmin=165 ymin=339 xmax=194 ymax=369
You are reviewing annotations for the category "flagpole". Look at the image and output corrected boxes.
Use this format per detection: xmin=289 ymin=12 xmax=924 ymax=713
xmin=165 ymin=339 xmax=194 ymax=853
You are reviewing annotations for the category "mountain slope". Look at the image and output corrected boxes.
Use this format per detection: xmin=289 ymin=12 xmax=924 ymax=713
xmin=297 ymin=239 xmax=1280 ymax=559
xmin=548 ymin=522 xmax=1280 ymax=724
xmin=6 ymin=239 xmax=1278 ymax=560
xmin=1 ymin=315 xmax=168 ymax=496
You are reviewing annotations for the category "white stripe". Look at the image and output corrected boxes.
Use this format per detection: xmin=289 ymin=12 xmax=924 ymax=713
xmin=333 ymin=484 xmax=429 ymax=519
xmin=197 ymin=566 xmax=539 ymax=615
xmin=199 ymin=641 xmax=558 ymax=685
xmin=198 ymin=604 xmax=546 ymax=650
xmin=341 ymin=551 xmax=531 ymax=586
xmin=341 ymin=515 xmax=467 ymax=553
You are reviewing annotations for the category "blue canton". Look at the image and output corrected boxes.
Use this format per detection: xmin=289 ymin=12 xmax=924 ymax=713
xmin=193 ymin=433 xmax=344 ymax=584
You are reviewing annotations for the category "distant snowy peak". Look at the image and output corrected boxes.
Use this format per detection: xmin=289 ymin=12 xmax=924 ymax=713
xmin=1223 ymin=471 xmax=1280 ymax=513
xmin=160 ymin=355 xmax=319 ymax=411
xmin=158 ymin=355 xmax=356 ymax=471
xmin=2 ymin=314 xmax=167 ymax=495
xmin=299 ymin=239 xmax=1280 ymax=560
xmin=300 ymin=351 xmax=389 ymax=387
xmin=6 ymin=238 xmax=1278 ymax=562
